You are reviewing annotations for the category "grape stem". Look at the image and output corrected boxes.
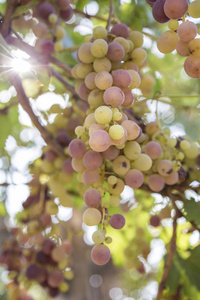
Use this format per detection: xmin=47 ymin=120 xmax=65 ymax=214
xmin=10 ymin=74 xmax=66 ymax=158
xmin=1 ymin=0 xmax=17 ymax=38
xmin=106 ymin=0 xmax=114 ymax=31
xmin=73 ymin=8 xmax=107 ymax=22
xmin=156 ymin=212 xmax=178 ymax=300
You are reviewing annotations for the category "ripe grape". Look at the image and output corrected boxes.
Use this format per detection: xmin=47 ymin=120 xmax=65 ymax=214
xmin=90 ymin=39 xmax=108 ymax=58
xmin=152 ymin=0 xmax=170 ymax=23
xmin=122 ymin=90 xmax=134 ymax=107
xmin=184 ymin=55 xmax=200 ymax=78
xmin=92 ymin=230 xmax=105 ymax=244
xmin=51 ymin=247 xmax=66 ymax=262
xmin=84 ymin=188 xmax=101 ymax=207
xmin=106 ymin=42 xmax=125 ymax=61
xmin=32 ymin=22 xmax=48 ymax=38
xmin=59 ymin=6 xmax=73 ymax=21
xmin=109 ymin=214 xmax=125 ymax=229
xmin=76 ymin=63 xmax=93 ymax=79
xmin=103 ymin=86 xmax=125 ymax=107
xmin=71 ymin=158 xmax=85 ymax=172
xmin=157 ymin=159 xmax=173 ymax=176
xmin=41 ymin=40 xmax=54 ymax=54
xmin=91 ymin=244 xmax=111 ymax=265
xmin=48 ymin=270 xmax=64 ymax=288
xmin=42 ymin=239 xmax=56 ymax=255
xmin=177 ymin=21 xmax=198 ymax=43
xmin=164 ymin=171 xmax=179 ymax=185
xmin=144 ymin=141 xmax=163 ymax=159
xmin=157 ymin=31 xmax=178 ymax=54
xmin=83 ymin=150 xmax=103 ymax=170
xmin=148 ymin=174 xmax=165 ymax=192
xmin=113 ymin=37 xmax=130 ymax=54
xmin=82 ymin=170 xmax=100 ymax=186
xmin=110 ymin=23 xmax=129 ymax=38
xmin=121 ymin=120 xmax=141 ymax=140
xmin=95 ymin=71 xmax=113 ymax=90
xmin=89 ymin=123 xmax=105 ymax=136
xmin=62 ymin=159 xmax=74 ymax=174
xmin=57 ymin=0 xmax=70 ymax=9
xmin=150 ymin=215 xmax=161 ymax=227
xmin=101 ymin=145 xmax=120 ymax=160
xmin=188 ymin=0 xmax=200 ymax=18
xmin=112 ymin=69 xmax=132 ymax=88
xmin=83 ymin=208 xmax=102 ymax=226
xmin=125 ymin=169 xmax=144 ymax=189
xmin=78 ymin=42 xmax=94 ymax=64
xmin=36 ymin=3 xmax=55 ymax=21
xmin=164 ymin=0 xmax=188 ymax=19
xmin=112 ymin=155 xmax=131 ymax=176
xmin=78 ymin=82 xmax=91 ymax=101
xmin=68 ymin=139 xmax=87 ymax=159
xmin=176 ymin=39 xmax=190 ymax=57
xmin=127 ymin=69 xmax=141 ymax=89
xmin=188 ymin=38 xmax=200 ymax=56
xmin=94 ymin=106 xmax=112 ymax=124
xmin=133 ymin=154 xmax=152 ymax=171
xmin=89 ymin=130 xmax=111 ymax=152
xmin=26 ymin=264 xmax=39 ymax=280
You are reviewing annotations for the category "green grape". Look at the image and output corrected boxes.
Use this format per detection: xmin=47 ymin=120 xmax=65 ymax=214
xmin=84 ymin=113 xmax=96 ymax=129
xmin=180 ymin=140 xmax=190 ymax=150
xmin=112 ymin=155 xmax=131 ymax=176
xmin=93 ymin=57 xmax=112 ymax=72
xmin=188 ymin=0 xmax=200 ymax=18
xmin=108 ymin=175 xmax=118 ymax=185
xmin=128 ymin=31 xmax=143 ymax=48
xmin=184 ymin=144 xmax=199 ymax=159
xmin=78 ymin=42 xmax=95 ymax=63
xmin=92 ymin=230 xmax=105 ymax=244
xmin=76 ymin=63 xmax=93 ymax=79
xmin=108 ymin=178 xmax=125 ymax=195
xmin=93 ymin=26 xmax=108 ymax=39
xmin=88 ymin=89 xmax=104 ymax=108
xmin=157 ymin=30 xmax=178 ymax=54
xmin=113 ymin=37 xmax=130 ymax=53
xmin=124 ymin=141 xmax=141 ymax=160
xmin=168 ymin=19 xmax=179 ymax=31
xmin=94 ymin=106 xmax=113 ymax=124
xmin=131 ymin=48 xmax=147 ymax=65
xmin=110 ymin=195 xmax=120 ymax=207
xmin=109 ymin=125 xmax=125 ymax=140
xmin=133 ymin=154 xmax=152 ymax=171
xmin=90 ymin=39 xmax=108 ymax=58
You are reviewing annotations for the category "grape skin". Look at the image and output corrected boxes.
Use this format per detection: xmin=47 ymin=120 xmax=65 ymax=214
xmin=103 ymin=86 xmax=125 ymax=107
xmin=148 ymin=174 xmax=165 ymax=192
xmin=101 ymin=146 xmax=120 ymax=160
xmin=188 ymin=0 xmax=200 ymax=18
xmin=157 ymin=31 xmax=179 ymax=54
xmin=110 ymin=23 xmax=129 ymax=38
xmin=112 ymin=155 xmax=131 ymax=176
xmin=112 ymin=69 xmax=132 ymax=89
xmin=176 ymin=40 xmax=190 ymax=57
xmin=144 ymin=141 xmax=163 ymax=159
xmin=152 ymin=0 xmax=170 ymax=23
xmin=164 ymin=0 xmax=188 ymax=19
xmin=89 ymin=130 xmax=111 ymax=152
xmin=106 ymin=42 xmax=125 ymax=61
xmin=83 ymin=208 xmax=102 ymax=226
xmin=78 ymin=42 xmax=95 ymax=64
xmin=177 ymin=21 xmax=198 ymax=43
xmin=109 ymin=214 xmax=125 ymax=229
xmin=83 ymin=150 xmax=103 ymax=171
xmin=125 ymin=169 xmax=144 ymax=189
xmin=157 ymin=159 xmax=173 ymax=176
xmin=91 ymin=244 xmax=111 ymax=265
xmin=84 ymin=188 xmax=102 ymax=207
xmin=82 ymin=170 xmax=100 ymax=186
xmin=184 ymin=55 xmax=200 ymax=78
xmin=121 ymin=120 xmax=141 ymax=140
xmin=68 ymin=139 xmax=86 ymax=159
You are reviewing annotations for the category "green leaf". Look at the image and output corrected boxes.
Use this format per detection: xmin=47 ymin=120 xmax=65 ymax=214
xmin=183 ymin=198 xmax=200 ymax=228
xmin=166 ymin=254 xmax=181 ymax=293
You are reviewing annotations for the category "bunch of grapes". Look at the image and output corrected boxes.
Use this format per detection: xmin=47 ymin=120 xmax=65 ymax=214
xmin=31 ymin=0 xmax=73 ymax=54
xmin=68 ymin=23 xmax=157 ymax=265
xmin=146 ymin=0 xmax=200 ymax=78
xmin=0 ymin=227 xmax=73 ymax=298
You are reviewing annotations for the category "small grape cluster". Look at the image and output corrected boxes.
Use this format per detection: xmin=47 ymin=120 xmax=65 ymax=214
xmin=32 ymin=0 xmax=73 ymax=54
xmin=69 ymin=23 xmax=155 ymax=265
xmin=0 ymin=228 xmax=73 ymax=298
xmin=146 ymin=0 xmax=200 ymax=78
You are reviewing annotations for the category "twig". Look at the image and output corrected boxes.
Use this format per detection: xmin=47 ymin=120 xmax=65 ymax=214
xmin=50 ymin=67 xmax=79 ymax=100
xmin=49 ymin=56 xmax=72 ymax=75
xmin=73 ymin=8 xmax=107 ymax=22
xmin=156 ymin=212 xmax=178 ymax=300
xmin=10 ymin=74 xmax=66 ymax=158
xmin=1 ymin=0 xmax=16 ymax=37
xmin=106 ymin=0 xmax=114 ymax=31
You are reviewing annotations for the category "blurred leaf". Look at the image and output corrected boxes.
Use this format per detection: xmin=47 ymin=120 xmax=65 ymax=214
xmin=183 ymin=199 xmax=200 ymax=228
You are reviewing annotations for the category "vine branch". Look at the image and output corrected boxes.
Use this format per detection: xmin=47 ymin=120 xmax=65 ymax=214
xmin=156 ymin=212 xmax=178 ymax=300
xmin=106 ymin=0 xmax=114 ymax=31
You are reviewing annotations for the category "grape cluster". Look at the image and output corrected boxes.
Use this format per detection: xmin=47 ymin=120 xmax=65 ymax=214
xmin=69 ymin=23 xmax=157 ymax=265
xmin=146 ymin=0 xmax=200 ymax=78
xmin=32 ymin=0 xmax=73 ymax=54
xmin=0 ymin=228 xmax=73 ymax=298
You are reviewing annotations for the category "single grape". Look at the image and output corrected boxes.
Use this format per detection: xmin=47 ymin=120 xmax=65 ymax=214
xmin=112 ymin=155 xmax=131 ymax=176
xmin=157 ymin=159 xmax=173 ymax=176
xmin=144 ymin=141 xmax=163 ymax=159
xmin=106 ymin=42 xmax=125 ymax=61
xmin=83 ymin=150 xmax=103 ymax=170
xmin=113 ymin=37 xmax=130 ymax=54
xmin=127 ymin=69 xmax=141 ymax=89
xmin=78 ymin=82 xmax=91 ymax=101
xmin=128 ymin=30 xmax=144 ymax=48
xmin=176 ymin=39 xmax=190 ymax=57
xmin=188 ymin=0 xmax=200 ymax=18
xmin=188 ymin=38 xmax=200 ymax=56
xmin=57 ymin=0 xmax=70 ymax=9
xmin=84 ymin=113 xmax=96 ymax=129
xmin=112 ymin=69 xmax=132 ymax=89
xmin=32 ymin=22 xmax=48 ymax=38
xmin=94 ymin=106 xmax=113 ymax=124
xmin=93 ymin=26 xmax=107 ymax=39
xmin=152 ymin=0 xmax=170 ymax=23
xmin=103 ymin=86 xmax=125 ymax=107
xmin=83 ymin=208 xmax=102 ymax=226
xmin=36 ymin=3 xmax=55 ymax=20
xmin=148 ymin=174 xmax=165 ymax=192
xmin=59 ymin=6 xmax=73 ymax=21
xmin=177 ymin=21 xmax=198 ymax=43
xmin=91 ymin=244 xmax=111 ymax=265
xmin=122 ymin=90 xmax=134 ymax=107
xmin=48 ymin=270 xmax=64 ymax=288
xmin=78 ymin=42 xmax=95 ymax=64
xmin=82 ymin=170 xmax=100 ymax=186
xmin=95 ymin=71 xmax=113 ymax=90
xmin=164 ymin=0 xmax=188 ymax=19
xmin=101 ymin=145 xmax=120 ymax=160
xmin=109 ymin=214 xmax=125 ymax=229
xmin=184 ymin=55 xmax=200 ymax=78
xmin=84 ymin=188 xmax=102 ymax=207
xmin=90 ymin=39 xmax=108 ymax=58
xmin=108 ymin=178 xmax=125 ymax=195
xmin=124 ymin=141 xmax=141 ymax=160
xmin=89 ymin=130 xmax=111 ymax=152
xmin=125 ymin=169 xmax=144 ymax=189
xmin=157 ymin=31 xmax=178 ymax=54
xmin=68 ymin=139 xmax=87 ymax=159
xmin=89 ymin=123 xmax=105 ymax=136
xmin=133 ymin=154 xmax=152 ymax=171
xmin=93 ymin=57 xmax=112 ymax=73
xmin=131 ymin=48 xmax=147 ymax=65
xmin=88 ymin=89 xmax=104 ymax=108
xmin=41 ymin=40 xmax=54 ymax=54
xmin=121 ymin=120 xmax=141 ymax=140
xmin=110 ymin=23 xmax=129 ymax=38
xmin=109 ymin=125 xmax=125 ymax=140
xmin=164 ymin=171 xmax=179 ymax=185
xmin=62 ymin=159 xmax=74 ymax=174
xmin=92 ymin=230 xmax=105 ymax=244
xmin=150 ymin=215 xmax=161 ymax=227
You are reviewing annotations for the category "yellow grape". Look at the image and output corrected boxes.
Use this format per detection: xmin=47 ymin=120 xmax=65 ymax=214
xmin=188 ymin=0 xmax=200 ymax=18
xmin=157 ymin=30 xmax=178 ymax=54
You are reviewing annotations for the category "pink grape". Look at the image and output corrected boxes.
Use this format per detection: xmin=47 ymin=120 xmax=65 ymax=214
xmin=83 ymin=150 xmax=103 ymax=170
xmin=152 ymin=0 xmax=170 ymax=23
xmin=109 ymin=214 xmax=125 ymax=229
xmin=42 ymin=239 xmax=56 ymax=255
xmin=148 ymin=174 xmax=165 ymax=192
xmin=84 ymin=188 xmax=102 ymax=207
xmin=157 ymin=159 xmax=173 ymax=176
xmin=48 ymin=270 xmax=64 ymax=288
xmin=59 ymin=6 xmax=73 ymax=21
xmin=184 ymin=55 xmax=200 ymax=78
xmin=91 ymin=244 xmax=111 ymax=265
xmin=122 ymin=90 xmax=134 ymax=107
xmin=36 ymin=3 xmax=55 ymax=21
xmin=121 ymin=120 xmax=141 ymax=140
xmin=125 ymin=169 xmax=144 ymax=189
xmin=112 ymin=69 xmax=132 ymax=89
xmin=106 ymin=42 xmax=125 ymax=61
xmin=45 ymin=149 xmax=57 ymax=162
xmin=144 ymin=141 xmax=163 ymax=159
xmin=41 ymin=40 xmax=54 ymax=54
xmin=82 ymin=170 xmax=100 ymax=186
xmin=177 ymin=21 xmax=198 ymax=43
xmin=89 ymin=130 xmax=111 ymax=152
xmin=164 ymin=0 xmax=188 ymax=19
xmin=62 ymin=159 xmax=74 ymax=174
xmin=68 ymin=139 xmax=87 ymax=159
xmin=55 ymin=130 xmax=71 ymax=147
xmin=164 ymin=171 xmax=179 ymax=185
xmin=78 ymin=82 xmax=91 ymax=101
xmin=110 ymin=23 xmax=129 ymax=38
xmin=101 ymin=145 xmax=120 ymax=160
xmin=56 ymin=0 xmax=70 ymax=9
xmin=103 ymin=86 xmax=125 ymax=107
